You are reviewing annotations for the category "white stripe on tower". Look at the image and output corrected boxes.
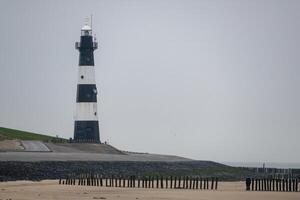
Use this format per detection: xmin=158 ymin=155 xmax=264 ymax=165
xmin=75 ymin=102 xmax=98 ymax=121
xmin=78 ymin=66 xmax=96 ymax=84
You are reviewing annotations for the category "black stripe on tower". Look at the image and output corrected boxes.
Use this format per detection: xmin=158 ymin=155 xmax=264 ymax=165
xmin=74 ymin=121 xmax=100 ymax=143
xmin=76 ymin=35 xmax=97 ymax=66
xmin=76 ymin=84 xmax=97 ymax=102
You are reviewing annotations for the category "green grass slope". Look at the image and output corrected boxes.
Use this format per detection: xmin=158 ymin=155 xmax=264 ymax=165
xmin=0 ymin=127 xmax=65 ymax=141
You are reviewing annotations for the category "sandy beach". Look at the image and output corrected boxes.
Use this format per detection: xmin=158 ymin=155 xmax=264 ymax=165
xmin=0 ymin=180 xmax=299 ymax=200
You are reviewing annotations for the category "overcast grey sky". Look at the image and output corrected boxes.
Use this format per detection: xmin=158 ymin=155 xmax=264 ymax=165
xmin=0 ymin=0 xmax=299 ymax=163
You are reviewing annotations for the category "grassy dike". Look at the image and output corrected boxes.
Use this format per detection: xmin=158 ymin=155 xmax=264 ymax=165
xmin=0 ymin=127 xmax=66 ymax=141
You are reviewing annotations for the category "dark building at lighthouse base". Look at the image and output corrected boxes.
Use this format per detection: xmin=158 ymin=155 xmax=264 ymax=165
xmin=74 ymin=121 xmax=100 ymax=143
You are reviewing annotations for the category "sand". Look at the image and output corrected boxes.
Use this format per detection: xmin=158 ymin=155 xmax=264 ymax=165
xmin=0 ymin=180 xmax=299 ymax=200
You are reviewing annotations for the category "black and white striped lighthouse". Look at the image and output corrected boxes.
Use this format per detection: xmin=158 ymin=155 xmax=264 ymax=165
xmin=74 ymin=19 xmax=100 ymax=143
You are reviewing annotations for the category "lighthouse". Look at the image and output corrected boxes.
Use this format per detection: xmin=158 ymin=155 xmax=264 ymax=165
xmin=74 ymin=19 xmax=100 ymax=143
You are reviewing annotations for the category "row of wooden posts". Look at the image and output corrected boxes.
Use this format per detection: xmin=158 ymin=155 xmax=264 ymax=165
xmin=246 ymin=178 xmax=299 ymax=192
xmin=59 ymin=173 xmax=218 ymax=190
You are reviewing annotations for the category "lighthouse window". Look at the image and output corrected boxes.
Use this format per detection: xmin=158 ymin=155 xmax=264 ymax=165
xmin=94 ymin=112 xmax=97 ymax=116
xmin=81 ymin=75 xmax=84 ymax=79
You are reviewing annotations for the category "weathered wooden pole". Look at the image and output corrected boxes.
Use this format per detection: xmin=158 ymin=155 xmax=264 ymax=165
xmin=146 ymin=176 xmax=149 ymax=188
xmin=127 ymin=176 xmax=130 ymax=188
xmin=148 ymin=176 xmax=151 ymax=188
xmin=113 ymin=175 xmax=116 ymax=187
xmin=115 ymin=176 xmax=118 ymax=187
xmin=152 ymin=177 xmax=154 ymax=188
xmin=206 ymin=178 xmax=209 ymax=190
xmin=85 ymin=176 xmax=88 ymax=186
xmin=215 ymin=178 xmax=218 ymax=190
xmin=200 ymin=177 xmax=203 ymax=189
xmin=122 ymin=177 xmax=125 ymax=187
xmin=166 ymin=177 xmax=169 ymax=189
xmin=78 ymin=174 xmax=81 ymax=186
xmin=90 ymin=173 xmax=92 ymax=186
xmin=186 ymin=176 xmax=189 ymax=189
xmin=132 ymin=176 xmax=135 ymax=188
xmin=280 ymin=179 xmax=282 ymax=191
xmin=117 ymin=177 xmax=120 ymax=187
xmin=78 ymin=176 xmax=81 ymax=186
xmin=292 ymin=179 xmax=295 ymax=192
xmin=272 ymin=179 xmax=274 ymax=191
xmin=195 ymin=177 xmax=199 ymax=189
xmin=116 ymin=176 xmax=119 ymax=187
xmin=193 ymin=178 xmax=196 ymax=189
xmin=133 ymin=176 xmax=135 ymax=188
xmin=100 ymin=176 xmax=103 ymax=186
xmin=91 ymin=174 xmax=94 ymax=186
